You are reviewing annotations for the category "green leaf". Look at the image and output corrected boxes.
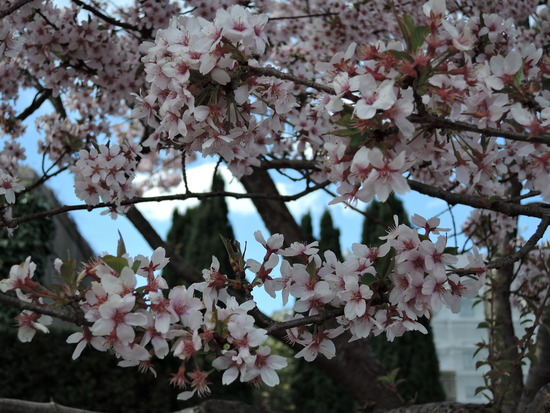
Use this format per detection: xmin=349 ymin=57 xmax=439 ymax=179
xmin=131 ymin=260 xmax=142 ymax=273
xmin=220 ymin=235 xmax=245 ymax=275
xmin=477 ymin=321 xmax=489 ymax=329
xmin=377 ymin=368 xmax=400 ymax=385
xmin=350 ymin=133 xmax=366 ymax=147
xmin=513 ymin=67 xmax=523 ymax=85
xmin=334 ymin=113 xmax=354 ymax=128
xmin=60 ymin=258 xmax=76 ymax=285
xmin=396 ymin=15 xmax=428 ymax=53
xmin=391 ymin=50 xmax=413 ymax=62
xmin=102 ymin=255 xmax=129 ymax=274
xmin=474 ymin=386 xmax=487 ymax=396
xmin=329 ymin=128 xmax=357 ymax=137
xmin=443 ymin=246 xmax=458 ymax=255
xmin=374 ymin=251 xmax=395 ymax=279
xmin=475 ymin=360 xmax=487 ymax=369
xmin=410 ymin=26 xmax=429 ymax=53
xmin=362 ymin=272 xmax=377 ymax=286
xmin=116 ymin=231 xmax=127 ymax=257
xmin=305 ymin=259 xmax=318 ymax=279
xmin=527 ymin=352 xmax=538 ymax=365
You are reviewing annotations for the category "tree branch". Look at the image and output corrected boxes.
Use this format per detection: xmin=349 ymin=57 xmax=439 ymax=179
xmin=266 ymin=307 xmax=344 ymax=333
xmin=408 ymin=179 xmax=550 ymax=219
xmin=124 ymin=206 xmax=203 ymax=284
xmin=70 ymin=0 xmax=140 ymax=32
xmin=0 ymin=0 xmax=34 ymax=19
xmin=410 ymin=114 xmax=550 ymax=146
xmin=487 ymin=216 xmax=550 ymax=269
xmin=0 ymin=398 xmax=273 ymax=413
xmin=244 ymin=66 xmax=550 ymax=146
xmin=268 ymin=12 xmax=338 ymax=21
xmin=240 ymin=167 xmax=404 ymax=410
xmin=16 ymin=89 xmax=52 ymax=121
xmin=247 ymin=66 xmax=335 ymax=94
xmin=0 ymin=292 xmax=87 ymax=325
xmin=379 ymin=402 xmax=486 ymax=412
xmin=1 ymin=184 xmax=328 ymax=229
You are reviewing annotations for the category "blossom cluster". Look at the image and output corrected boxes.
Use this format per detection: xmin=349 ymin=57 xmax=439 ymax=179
xmin=0 ymin=214 xmax=485 ymax=399
xmin=1 ymin=0 xmax=550 ymax=403
xmin=132 ymin=5 xmax=286 ymax=178
xmin=72 ymin=141 xmax=141 ymax=206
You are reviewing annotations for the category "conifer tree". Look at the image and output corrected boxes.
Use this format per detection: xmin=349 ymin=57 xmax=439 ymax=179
xmin=299 ymin=211 xmax=314 ymax=243
xmin=164 ymin=173 xmax=235 ymax=285
xmin=363 ymin=194 xmax=446 ymax=403
xmin=319 ymin=209 xmax=342 ymax=260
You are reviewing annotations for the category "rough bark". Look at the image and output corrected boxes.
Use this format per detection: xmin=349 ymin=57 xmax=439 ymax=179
xmin=239 ymin=168 xmax=305 ymax=244
xmin=518 ymin=304 xmax=550 ymax=411
xmin=381 ymin=402 xmax=488 ymax=413
xmin=491 ymin=258 xmax=524 ymax=412
xmin=0 ymin=399 xmax=270 ymax=413
xmin=489 ymin=181 xmax=524 ymax=412
xmin=241 ymin=167 xmax=404 ymax=410
xmin=125 ymin=168 xmax=404 ymax=410
xmin=0 ymin=397 xmax=493 ymax=413
xmin=522 ymin=383 xmax=550 ymax=413
xmin=125 ymin=205 xmax=203 ymax=283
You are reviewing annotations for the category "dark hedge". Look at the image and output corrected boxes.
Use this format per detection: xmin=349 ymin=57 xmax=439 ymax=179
xmin=0 ymin=327 xmax=253 ymax=413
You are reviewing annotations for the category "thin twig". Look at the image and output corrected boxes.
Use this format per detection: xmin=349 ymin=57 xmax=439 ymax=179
xmin=268 ymin=12 xmax=338 ymax=21
xmin=487 ymin=216 xmax=550 ymax=269
xmin=1 ymin=183 xmax=330 ymax=229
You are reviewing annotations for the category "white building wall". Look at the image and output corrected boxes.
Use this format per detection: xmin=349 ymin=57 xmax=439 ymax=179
xmin=432 ymin=296 xmax=528 ymax=403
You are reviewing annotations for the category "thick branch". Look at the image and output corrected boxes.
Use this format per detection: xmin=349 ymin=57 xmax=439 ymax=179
xmin=0 ymin=398 xmax=101 ymax=413
xmin=125 ymin=206 xmax=203 ymax=284
xmin=380 ymin=402 xmax=486 ymax=413
xmin=16 ymin=89 xmax=52 ymax=121
xmin=0 ymin=0 xmax=34 ymax=18
xmin=489 ymin=180 xmax=524 ymax=412
xmin=410 ymin=114 xmax=550 ymax=146
xmin=0 ymin=398 xmax=272 ymax=413
xmin=266 ymin=307 xmax=344 ymax=333
xmin=70 ymin=0 xmax=140 ymax=32
xmin=0 ymin=292 xmax=86 ymax=325
xmin=523 ymin=383 xmax=550 ymax=413
xmin=408 ymin=180 xmax=549 ymax=219
xmin=247 ymin=66 xmax=335 ymax=94
xmin=519 ymin=305 xmax=550 ymax=411
xmin=240 ymin=167 xmax=306 ymax=243
xmin=240 ymin=167 xmax=404 ymax=410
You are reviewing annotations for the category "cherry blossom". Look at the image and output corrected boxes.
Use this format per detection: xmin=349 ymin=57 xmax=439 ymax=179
xmin=15 ymin=310 xmax=52 ymax=343
xmin=2 ymin=0 xmax=550 ymax=405
xmin=90 ymin=294 xmax=147 ymax=345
